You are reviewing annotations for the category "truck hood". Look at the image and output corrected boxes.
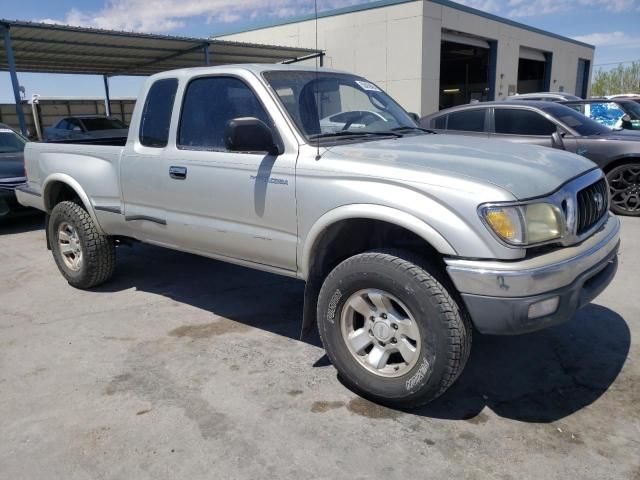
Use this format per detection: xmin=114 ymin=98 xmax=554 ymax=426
xmin=328 ymin=134 xmax=597 ymax=199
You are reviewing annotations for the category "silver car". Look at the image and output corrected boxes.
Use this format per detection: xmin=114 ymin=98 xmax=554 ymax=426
xmin=421 ymin=100 xmax=640 ymax=216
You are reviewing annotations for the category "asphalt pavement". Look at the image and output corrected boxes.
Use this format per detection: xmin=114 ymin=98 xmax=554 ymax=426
xmin=1 ymin=214 xmax=638 ymax=479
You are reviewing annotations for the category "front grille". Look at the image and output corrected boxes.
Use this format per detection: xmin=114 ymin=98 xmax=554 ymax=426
xmin=576 ymin=178 xmax=608 ymax=235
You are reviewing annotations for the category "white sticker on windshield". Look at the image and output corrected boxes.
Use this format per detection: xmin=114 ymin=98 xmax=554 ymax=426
xmin=355 ymin=81 xmax=381 ymax=92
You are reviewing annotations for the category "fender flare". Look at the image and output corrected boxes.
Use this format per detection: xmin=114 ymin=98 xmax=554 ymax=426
xmin=299 ymin=204 xmax=457 ymax=280
xmin=601 ymin=153 xmax=640 ymax=172
xmin=42 ymin=173 xmax=105 ymax=234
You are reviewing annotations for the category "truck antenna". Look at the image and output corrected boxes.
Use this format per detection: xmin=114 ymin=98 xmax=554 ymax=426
xmin=314 ymin=0 xmax=321 ymax=161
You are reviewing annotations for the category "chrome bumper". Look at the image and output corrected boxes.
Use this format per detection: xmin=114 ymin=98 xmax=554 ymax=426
xmin=445 ymin=214 xmax=620 ymax=298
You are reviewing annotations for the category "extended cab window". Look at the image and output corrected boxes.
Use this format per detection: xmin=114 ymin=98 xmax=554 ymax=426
xmin=178 ymin=76 xmax=270 ymax=151
xmin=494 ymin=108 xmax=556 ymax=135
xmin=139 ymin=78 xmax=178 ymax=148
xmin=447 ymin=109 xmax=486 ymax=132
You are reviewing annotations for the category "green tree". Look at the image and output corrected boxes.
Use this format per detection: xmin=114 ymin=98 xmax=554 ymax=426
xmin=591 ymin=62 xmax=640 ymax=97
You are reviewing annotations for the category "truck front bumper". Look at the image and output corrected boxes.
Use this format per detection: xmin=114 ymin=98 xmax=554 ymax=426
xmin=445 ymin=214 xmax=621 ymax=335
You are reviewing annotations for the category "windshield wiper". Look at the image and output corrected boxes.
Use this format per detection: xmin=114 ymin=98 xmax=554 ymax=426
xmin=309 ymin=131 xmax=403 ymax=140
xmin=391 ymin=126 xmax=436 ymax=134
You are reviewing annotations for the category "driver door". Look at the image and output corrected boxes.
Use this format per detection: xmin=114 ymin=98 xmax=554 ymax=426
xmin=163 ymin=75 xmax=298 ymax=271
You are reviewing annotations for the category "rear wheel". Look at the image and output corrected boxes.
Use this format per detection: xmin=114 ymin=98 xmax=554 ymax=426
xmin=48 ymin=201 xmax=116 ymax=288
xmin=607 ymin=162 xmax=640 ymax=216
xmin=317 ymin=250 xmax=471 ymax=408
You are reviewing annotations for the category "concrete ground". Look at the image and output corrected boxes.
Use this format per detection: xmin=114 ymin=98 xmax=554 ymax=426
xmin=0 ymin=214 xmax=638 ymax=480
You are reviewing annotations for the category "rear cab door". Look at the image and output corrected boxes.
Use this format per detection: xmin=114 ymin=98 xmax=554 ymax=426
xmin=120 ymin=77 xmax=179 ymax=243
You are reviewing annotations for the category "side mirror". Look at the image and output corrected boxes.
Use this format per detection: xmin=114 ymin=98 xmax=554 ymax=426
xmin=620 ymin=114 xmax=632 ymax=129
xmin=225 ymin=117 xmax=283 ymax=155
xmin=408 ymin=112 xmax=420 ymax=123
xmin=551 ymin=130 xmax=565 ymax=150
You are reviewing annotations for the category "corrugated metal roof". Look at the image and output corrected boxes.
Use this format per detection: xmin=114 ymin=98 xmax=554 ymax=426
xmin=0 ymin=19 xmax=321 ymax=76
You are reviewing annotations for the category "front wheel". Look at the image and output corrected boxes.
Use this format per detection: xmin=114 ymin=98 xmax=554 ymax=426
xmin=607 ymin=162 xmax=640 ymax=216
xmin=48 ymin=201 xmax=116 ymax=289
xmin=317 ymin=250 xmax=471 ymax=408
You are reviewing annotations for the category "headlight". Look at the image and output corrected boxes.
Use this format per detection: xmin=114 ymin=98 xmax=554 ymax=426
xmin=480 ymin=203 xmax=564 ymax=246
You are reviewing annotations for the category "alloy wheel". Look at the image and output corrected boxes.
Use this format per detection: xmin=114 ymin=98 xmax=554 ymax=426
xmin=340 ymin=289 xmax=421 ymax=378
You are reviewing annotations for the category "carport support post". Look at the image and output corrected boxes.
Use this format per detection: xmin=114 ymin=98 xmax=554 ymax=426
xmin=1 ymin=25 xmax=27 ymax=136
xmin=203 ymin=43 xmax=210 ymax=66
xmin=103 ymin=75 xmax=112 ymax=117
xmin=544 ymin=52 xmax=553 ymax=91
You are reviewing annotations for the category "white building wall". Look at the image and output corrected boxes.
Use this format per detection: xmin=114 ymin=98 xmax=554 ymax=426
xmin=219 ymin=0 xmax=594 ymax=116
xmin=220 ymin=1 xmax=427 ymax=114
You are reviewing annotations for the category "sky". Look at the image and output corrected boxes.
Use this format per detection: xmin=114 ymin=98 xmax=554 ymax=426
xmin=1 ymin=0 xmax=639 ymax=103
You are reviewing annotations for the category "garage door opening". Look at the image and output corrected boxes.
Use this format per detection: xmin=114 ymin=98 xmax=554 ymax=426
xmin=439 ymin=40 xmax=491 ymax=110
xmin=517 ymin=47 xmax=550 ymax=94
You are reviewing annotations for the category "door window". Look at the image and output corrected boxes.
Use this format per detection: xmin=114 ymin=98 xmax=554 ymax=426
xmin=494 ymin=109 xmax=556 ymax=135
xmin=139 ymin=78 xmax=178 ymax=148
xmin=178 ymin=76 xmax=270 ymax=151
xmin=577 ymin=102 xmax=626 ymax=128
xmin=67 ymin=119 xmax=83 ymax=131
xmin=446 ymin=109 xmax=486 ymax=132
xmin=433 ymin=115 xmax=447 ymax=129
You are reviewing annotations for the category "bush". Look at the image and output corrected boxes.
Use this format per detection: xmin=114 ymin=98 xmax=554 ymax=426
xmin=591 ymin=62 xmax=640 ymax=97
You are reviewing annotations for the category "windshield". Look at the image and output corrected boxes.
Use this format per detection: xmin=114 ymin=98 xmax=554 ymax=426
xmin=81 ymin=117 xmax=127 ymax=131
xmin=543 ymin=105 xmax=612 ymax=136
xmin=263 ymin=71 xmax=417 ymax=142
xmin=0 ymin=129 xmax=26 ymax=154
xmin=623 ymin=101 xmax=640 ymax=119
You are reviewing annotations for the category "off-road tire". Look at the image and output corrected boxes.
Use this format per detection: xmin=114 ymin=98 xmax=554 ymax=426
xmin=317 ymin=249 xmax=471 ymax=408
xmin=48 ymin=201 xmax=116 ymax=288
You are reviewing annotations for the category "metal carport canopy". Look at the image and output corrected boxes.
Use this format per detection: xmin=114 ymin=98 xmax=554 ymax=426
xmin=0 ymin=19 xmax=322 ymax=134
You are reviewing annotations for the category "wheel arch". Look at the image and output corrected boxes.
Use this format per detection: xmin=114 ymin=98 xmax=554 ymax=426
xmin=42 ymin=174 xmax=105 ymax=234
xmin=601 ymin=154 xmax=640 ymax=173
xmin=301 ymin=205 xmax=456 ymax=281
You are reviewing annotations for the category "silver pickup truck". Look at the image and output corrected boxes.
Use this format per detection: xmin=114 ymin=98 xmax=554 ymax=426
xmin=17 ymin=64 xmax=620 ymax=407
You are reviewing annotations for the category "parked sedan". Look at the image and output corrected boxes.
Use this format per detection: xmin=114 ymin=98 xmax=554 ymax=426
xmin=43 ymin=115 xmax=128 ymax=141
xmin=0 ymin=124 xmax=31 ymax=220
xmin=561 ymin=99 xmax=640 ymax=130
xmin=420 ymin=101 xmax=640 ymax=216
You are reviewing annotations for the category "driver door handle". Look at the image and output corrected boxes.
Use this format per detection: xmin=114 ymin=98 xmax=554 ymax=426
xmin=169 ymin=166 xmax=187 ymax=180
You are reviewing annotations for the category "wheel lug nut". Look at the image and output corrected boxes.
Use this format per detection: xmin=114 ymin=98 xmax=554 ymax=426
xmin=391 ymin=338 xmax=397 ymax=344
xmin=368 ymin=329 xmax=373 ymax=336
xmin=392 ymin=324 xmax=398 ymax=330
xmin=381 ymin=313 xmax=387 ymax=319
